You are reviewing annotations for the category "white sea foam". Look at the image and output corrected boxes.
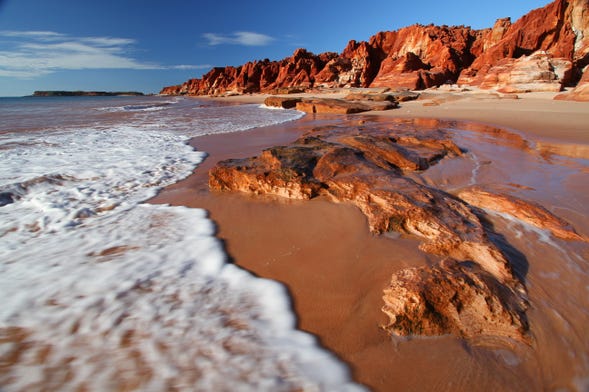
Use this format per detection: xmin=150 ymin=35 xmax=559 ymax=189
xmin=182 ymin=103 xmax=305 ymax=136
xmin=0 ymin=98 xmax=360 ymax=390
xmin=96 ymin=103 xmax=171 ymax=112
xmin=1 ymin=204 xmax=360 ymax=391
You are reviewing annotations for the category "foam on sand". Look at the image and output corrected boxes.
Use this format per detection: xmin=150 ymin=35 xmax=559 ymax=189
xmin=0 ymin=98 xmax=361 ymax=390
xmin=1 ymin=204 xmax=361 ymax=391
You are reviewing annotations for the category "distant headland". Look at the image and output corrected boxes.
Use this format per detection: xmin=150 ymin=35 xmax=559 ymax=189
xmin=32 ymin=91 xmax=145 ymax=97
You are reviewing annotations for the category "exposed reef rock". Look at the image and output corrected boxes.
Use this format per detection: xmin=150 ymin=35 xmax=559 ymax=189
xmin=209 ymin=121 xmax=529 ymax=342
xmin=161 ymin=0 xmax=588 ymax=96
xmin=458 ymin=187 xmax=586 ymax=242
xmin=382 ymin=258 xmax=528 ymax=340
xmin=264 ymin=93 xmax=400 ymax=113
xmin=263 ymin=96 xmax=302 ymax=109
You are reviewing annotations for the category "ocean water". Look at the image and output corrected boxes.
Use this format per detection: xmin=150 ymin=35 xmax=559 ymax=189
xmin=0 ymin=96 xmax=362 ymax=391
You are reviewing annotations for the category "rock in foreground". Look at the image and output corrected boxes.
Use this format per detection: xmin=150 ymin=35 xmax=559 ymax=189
xmin=209 ymin=121 xmax=529 ymax=342
xmin=382 ymin=258 xmax=528 ymax=340
xmin=458 ymin=187 xmax=586 ymax=242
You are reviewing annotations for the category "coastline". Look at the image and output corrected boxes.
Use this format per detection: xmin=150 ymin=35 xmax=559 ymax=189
xmin=195 ymin=88 xmax=589 ymax=144
xmin=150 ymin=90 xmax=589 ymax=391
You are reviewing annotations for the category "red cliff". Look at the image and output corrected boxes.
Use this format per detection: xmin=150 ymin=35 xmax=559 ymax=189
xmin=458 ymin=0 xmax=588 ymax=91
xmin=161 ymin=0 xmax=589 ymax=97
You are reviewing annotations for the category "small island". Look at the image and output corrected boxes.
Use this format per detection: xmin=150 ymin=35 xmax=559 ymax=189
xmin=32 ymin=90 xmax=144 ymax=97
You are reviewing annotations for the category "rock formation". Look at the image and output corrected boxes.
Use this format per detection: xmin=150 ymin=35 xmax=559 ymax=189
xmin=382 ymin=258 xmax=528 ymax=340
xmin=458 ymin=0 xmax=589 ymax=88
xmin=209 ymin=121 xmax=530 ymax=342
xmin=161 ymin=0 xmax=589 ymax=96
xmin=555 ymin=65 xmax=589 ymax=100
xmin=476 ymin=52 xmax=573 ymax=93
xmin=263 ymin=93 xmax=399 ymax=113
xmin=458 ymin=187 xmax=586 ymax=241
xmin=294 ymin=98 xmax=398 ymax=114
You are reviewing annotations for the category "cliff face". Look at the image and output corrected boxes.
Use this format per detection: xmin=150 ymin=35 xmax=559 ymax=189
xmin=161 ymin=0 xmax=589 ymax=97
xmin=160 ymin=49 xmax=337 ymax=96
xmin=458 ymin=0 xmax=589 ymax=88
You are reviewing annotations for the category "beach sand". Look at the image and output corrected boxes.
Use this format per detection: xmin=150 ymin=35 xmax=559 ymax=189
xmin=150 ymin=89 xmax=589 ymax=391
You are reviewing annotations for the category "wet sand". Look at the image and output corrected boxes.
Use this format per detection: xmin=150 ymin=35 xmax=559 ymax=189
xmin=150 ymin=91 xmax=589 ymax=391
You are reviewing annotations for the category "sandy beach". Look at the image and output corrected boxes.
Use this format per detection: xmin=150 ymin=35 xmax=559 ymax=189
xmin=150 ymin=89 xmax=589 ymax=391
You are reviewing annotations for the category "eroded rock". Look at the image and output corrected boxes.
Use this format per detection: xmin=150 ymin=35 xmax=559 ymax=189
xmin=209 ymin=122 xmax=530 ymax=342
xmin=382 ymin=258 xmax=529 ymax=340
xmin=294 ymin=98 xmax=397 ymax=114
xmin=263 ymin=96 xmax=302 ymax=109
xmin=555 ymin=66 xmax=589 ymax=101
xmin=161 ymin=0 xmax=589 ymax=96
xmin=478 ymin=52 xmax=572 ymax=93
xmin=458 ymin=187 xmax=586 ymax=242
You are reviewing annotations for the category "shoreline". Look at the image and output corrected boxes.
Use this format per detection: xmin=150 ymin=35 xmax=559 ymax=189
xmin=150 ymin=90 xmax=589 ymax=391
xmin=194 ymin=88 xmax=589 ymax=143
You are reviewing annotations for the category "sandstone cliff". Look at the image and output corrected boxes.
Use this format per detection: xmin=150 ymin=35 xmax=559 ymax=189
xmin=161 ymin=0 xmax=589 ymax=98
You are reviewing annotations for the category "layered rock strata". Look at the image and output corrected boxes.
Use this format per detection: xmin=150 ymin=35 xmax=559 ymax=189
xmin=161 ymin=0 xmax=589 ymax=98
xmin=209 ymin=122 xmax=530 ymax=341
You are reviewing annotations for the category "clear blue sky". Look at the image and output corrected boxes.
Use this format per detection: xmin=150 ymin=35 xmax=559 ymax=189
xmin=0 ymin=0 xmax=549 ymax=96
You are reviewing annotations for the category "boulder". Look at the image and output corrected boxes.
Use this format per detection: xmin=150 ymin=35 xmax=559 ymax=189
xmin=383 ymin=258 xmax=528 ymax=341
xmin=295 ymin=99 xmax=371 ymax=114
xmin=343 ymin=92 xmax=397 ymax=102
xmin=263 ymin=96 xmax=302 ymax=109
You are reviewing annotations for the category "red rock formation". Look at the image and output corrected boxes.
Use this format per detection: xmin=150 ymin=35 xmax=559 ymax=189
xmin=478 ymin=52 xmax=573 ymax=93
xmin=160 ymin=0 xmax=589 ymax=95
xmin=382 ymin=258 xmax=528 ymax=340
xmin=161 ymin=50 xmax=337 ymax=96
xmin=209 ymin=121 xmax=529 ymax=341
xmin=457 ymin=187 xmax=586 ymax=241
xmin=263 ymin=96 xmax=302 ymax=109
xmin=368 ymin=25 xmax=477 ymax=90
xmin=555 ymin=65 xmax=589 ymax=100
xmin=264 ymin=94 xmax=399 ymax=113
xmin=459 ymin=0 xmax=589 ymax=90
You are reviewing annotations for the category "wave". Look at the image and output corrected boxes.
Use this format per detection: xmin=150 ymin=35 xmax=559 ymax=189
xmin=95 ymin=100 xmax=179 ymax=113
xmin=0 ymin=203 xmax=360 ymax=391
xmin=0 ymin=99 xmax=362 ymax=390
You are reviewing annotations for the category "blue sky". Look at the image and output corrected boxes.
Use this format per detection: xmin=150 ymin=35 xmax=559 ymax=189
xmin=0 ymin=0 xmax=549 ymax=96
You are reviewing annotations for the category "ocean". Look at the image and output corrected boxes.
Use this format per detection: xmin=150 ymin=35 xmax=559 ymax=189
xmin=0 ymin=96 xmax=362 ymax=391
